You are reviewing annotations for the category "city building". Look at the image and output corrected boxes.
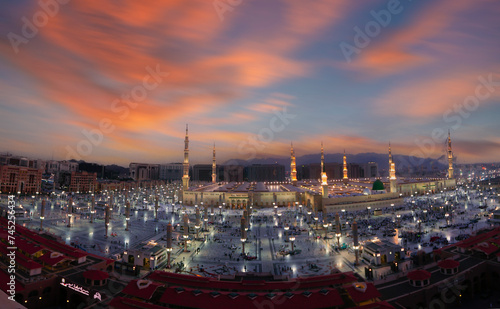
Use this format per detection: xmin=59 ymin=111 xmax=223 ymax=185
xmin=129 ymin=163 xmax=160 ymax=181
xmin=0 ymin=164 xmax=42 ymax=194
xmin=68 ymin=171 xmax=97 ymax=193
xmin=193 ymin=164 xmax=212 ymax=182
xmin=159 ymin=163 xmax=183 ymax=181
xmin=247 ymin=164 xmax=285 ymax=182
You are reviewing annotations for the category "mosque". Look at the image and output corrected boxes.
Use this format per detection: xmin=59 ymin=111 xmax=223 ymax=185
xmin=181 ymin=125 xmax=456 ymax=213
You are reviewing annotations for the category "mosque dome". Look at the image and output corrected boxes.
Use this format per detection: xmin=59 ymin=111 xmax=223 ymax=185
xmin=363 ymin=188 xmax=371 ymax=195
xmin=372 ymin=179 xmax=385 ymax=191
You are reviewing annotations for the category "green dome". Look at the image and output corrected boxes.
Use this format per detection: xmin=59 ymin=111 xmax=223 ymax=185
xmin=372 ymin=179 xmax=385 ymax=191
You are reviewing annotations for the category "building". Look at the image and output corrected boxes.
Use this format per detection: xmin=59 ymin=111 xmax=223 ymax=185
xmin=0 ymin=164 xmax=42 ymax=194
xmin=361 ymin=162 xmax=379 ymax=178
xmin=159 ymin=163 xmax=183 ymax=181
xmin=220 ymin=165 xmax=244 ymax=182
xmin=362 ymin=240 xmax=406 ymax=267
xmin=247 ymin=164 xmax=285 ymax=182
xmin=300 ymin=163 xmax=364 ymax=180
xmin=68 ymin=171 xmax=97 ymax=193
xmin=129 ymin=163 xmax=160 ymax=181
xmin=193 ymin=164 xmax=212 ymax=182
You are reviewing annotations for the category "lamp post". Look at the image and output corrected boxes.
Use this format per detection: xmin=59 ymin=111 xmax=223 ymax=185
xmin=290 ymin=235 xmax=296 ymax=251
xmin=323 ymin=221 xmax=328 ymax=239
xmin=335 ymin=212 xmax=341 ymax=248
xmin=125 ymin=201 xmax=130 ymax=231
xmin=154 ymin=196 xmax=159 ymax=221
xmin=105 ymin=204 xmax=110 ymax=238
xmin=67 ymin=197 xmax=73 ymax=228
xmin=204 ymin=207 xmax=208 ymax=232
xmin=195 ymin=206 xmax=201 ymax=239
xmin=352 ymin=220 xmax=359 ymax=265
xmin=241 ymin=216 xmax=247 ymax=255
xmin=166 ymin=223 xmax=172 ymax=268
xmin=183 ymin=214 xmax=189 ymax=252
xmin=40 ymin=199 xmax=45 ymax=231
xmin=284 ymin=224 xmax=289 ymax=242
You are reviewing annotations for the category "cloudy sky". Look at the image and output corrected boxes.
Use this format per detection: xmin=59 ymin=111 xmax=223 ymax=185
xmin=1 ymin=0 xmax=499 ymax=165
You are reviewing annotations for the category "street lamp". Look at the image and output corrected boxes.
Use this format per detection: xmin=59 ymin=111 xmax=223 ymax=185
xmin=284 ymin=224 xmax=289 ymax=242
xmin=323 ymin=222 xmax=328 ymax=238
xmin=290 ymin=236 xmax=296 ymax=251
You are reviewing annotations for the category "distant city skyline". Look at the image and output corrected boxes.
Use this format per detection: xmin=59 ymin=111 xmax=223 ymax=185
xmin=1 ymin=1 xmax=499 ymax=165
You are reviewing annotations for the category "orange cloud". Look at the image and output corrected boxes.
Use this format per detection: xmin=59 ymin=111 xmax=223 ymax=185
xmin=345 ymin=0 xmax=476 ymax=75
xmin=373 ymin=69 xmax=500 ymax=118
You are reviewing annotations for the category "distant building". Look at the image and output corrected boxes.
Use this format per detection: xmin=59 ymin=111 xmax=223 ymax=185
xmin=220 ymin=165 xmax=244 ymax=182
xmin=159 ymin=163 xmax=183 ymax=181
xmin=192 ymin=164 xmax=212 ymax=182
xmin=247 ymin=164 xmax=285 ymax=182
xmin=0 ymin=159 xmax=42 ymax=194
xmin=129 ymin=163 xmax=159 ymax=181
xmin=68 ymin=171 xmax=97 ymax=193
xmin=361 ymin=162 xmax=379 ymax=178
xmin=299 ymin=162 xmax=365 ymax=180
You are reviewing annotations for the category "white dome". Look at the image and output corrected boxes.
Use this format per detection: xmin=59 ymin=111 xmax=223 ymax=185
xmin=363 ymin=188 xmax=372 ymax=195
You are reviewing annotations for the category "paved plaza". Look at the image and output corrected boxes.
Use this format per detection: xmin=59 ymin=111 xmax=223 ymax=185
xmin=6 ymin=184 xmax=499 ymax=281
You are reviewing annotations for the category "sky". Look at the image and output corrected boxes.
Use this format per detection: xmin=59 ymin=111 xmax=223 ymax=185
xmin=0 ymin=0 xmax=499 ymax=166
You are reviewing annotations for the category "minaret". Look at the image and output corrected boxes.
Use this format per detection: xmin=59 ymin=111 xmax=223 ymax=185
xmin=182 ymin=124 xmax=190 ymax=191
xmin=343 ymin=149 xmax=348 ymax=184
xmin=320 ymin=142 xmax=328 ymax=198
xmin=290 ymin=142 xmax=297 ymax=186
xmin=212 ymin=143 xmax=217 ymax=183
xmin=389 ymin=143 xmax=397 ymax=193
xmin=388 ymin=142 xmax=393 ymax=168
xmin=447 ymin=131 xmax=454 ymax=179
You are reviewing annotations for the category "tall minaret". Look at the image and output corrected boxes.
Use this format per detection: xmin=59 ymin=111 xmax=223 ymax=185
xmin=212 ymin=143 xmax=217 ymax=183
xmin=343 ymin=149 xmax=348 ymax=184
xmin=447 ymin=131 xmax=454 ymax=179
xmin=389 ymin=143 xmax=397 ymax=193
xmin=320 ymin=142 xmax=328 ymax=198
xmin=290 ymin=142 xmax=297 ymax=186
xmin=182 ymin=124 xmax=190 ymax=191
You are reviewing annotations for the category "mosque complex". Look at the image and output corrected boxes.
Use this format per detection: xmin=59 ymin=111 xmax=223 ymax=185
xmin=181 ymin=125 xmax=457 ymax=213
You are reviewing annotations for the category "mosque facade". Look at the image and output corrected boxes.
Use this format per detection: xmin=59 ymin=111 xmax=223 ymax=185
xmin=181 ymin=126 xmax=456 ymax=212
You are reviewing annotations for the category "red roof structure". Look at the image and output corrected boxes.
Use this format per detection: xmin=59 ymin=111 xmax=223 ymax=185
xmin=109 ymin=297 xmax=166 ymax=309
xmin=83 ymin=270 xmax=109 ymax=281
xmin=158 ymin=286 xmax=343 ymax=309
xmin=354 ymin=301 xmax=396 ymax=309
xmin=437 ymin=259 xmax=459 ymax=269
xmin=0 ymin=241 xmax=42 ymax=270
xmin=345 ymin=282 xmax=381 ymax=304
xmin=407 ymin=269 xmax=431 ymax=281
xmin=472 ymin=242 xmax=499 ymax=256
xmin=122 ymin=280 xmax=163 ymax=300
xmin=148 ymin=270 xmax=357 ymax=292
xmin=16 ymin=238 xmax=44 ymax=256
xmin=38 ymin=251 xmax=70 ymax=266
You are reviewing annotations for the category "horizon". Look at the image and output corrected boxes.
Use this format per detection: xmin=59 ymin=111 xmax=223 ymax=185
xmin=3 ymin=148 xmax=498 ymax=169
xmin=1 ymin=1 xmax=499 ymax=166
